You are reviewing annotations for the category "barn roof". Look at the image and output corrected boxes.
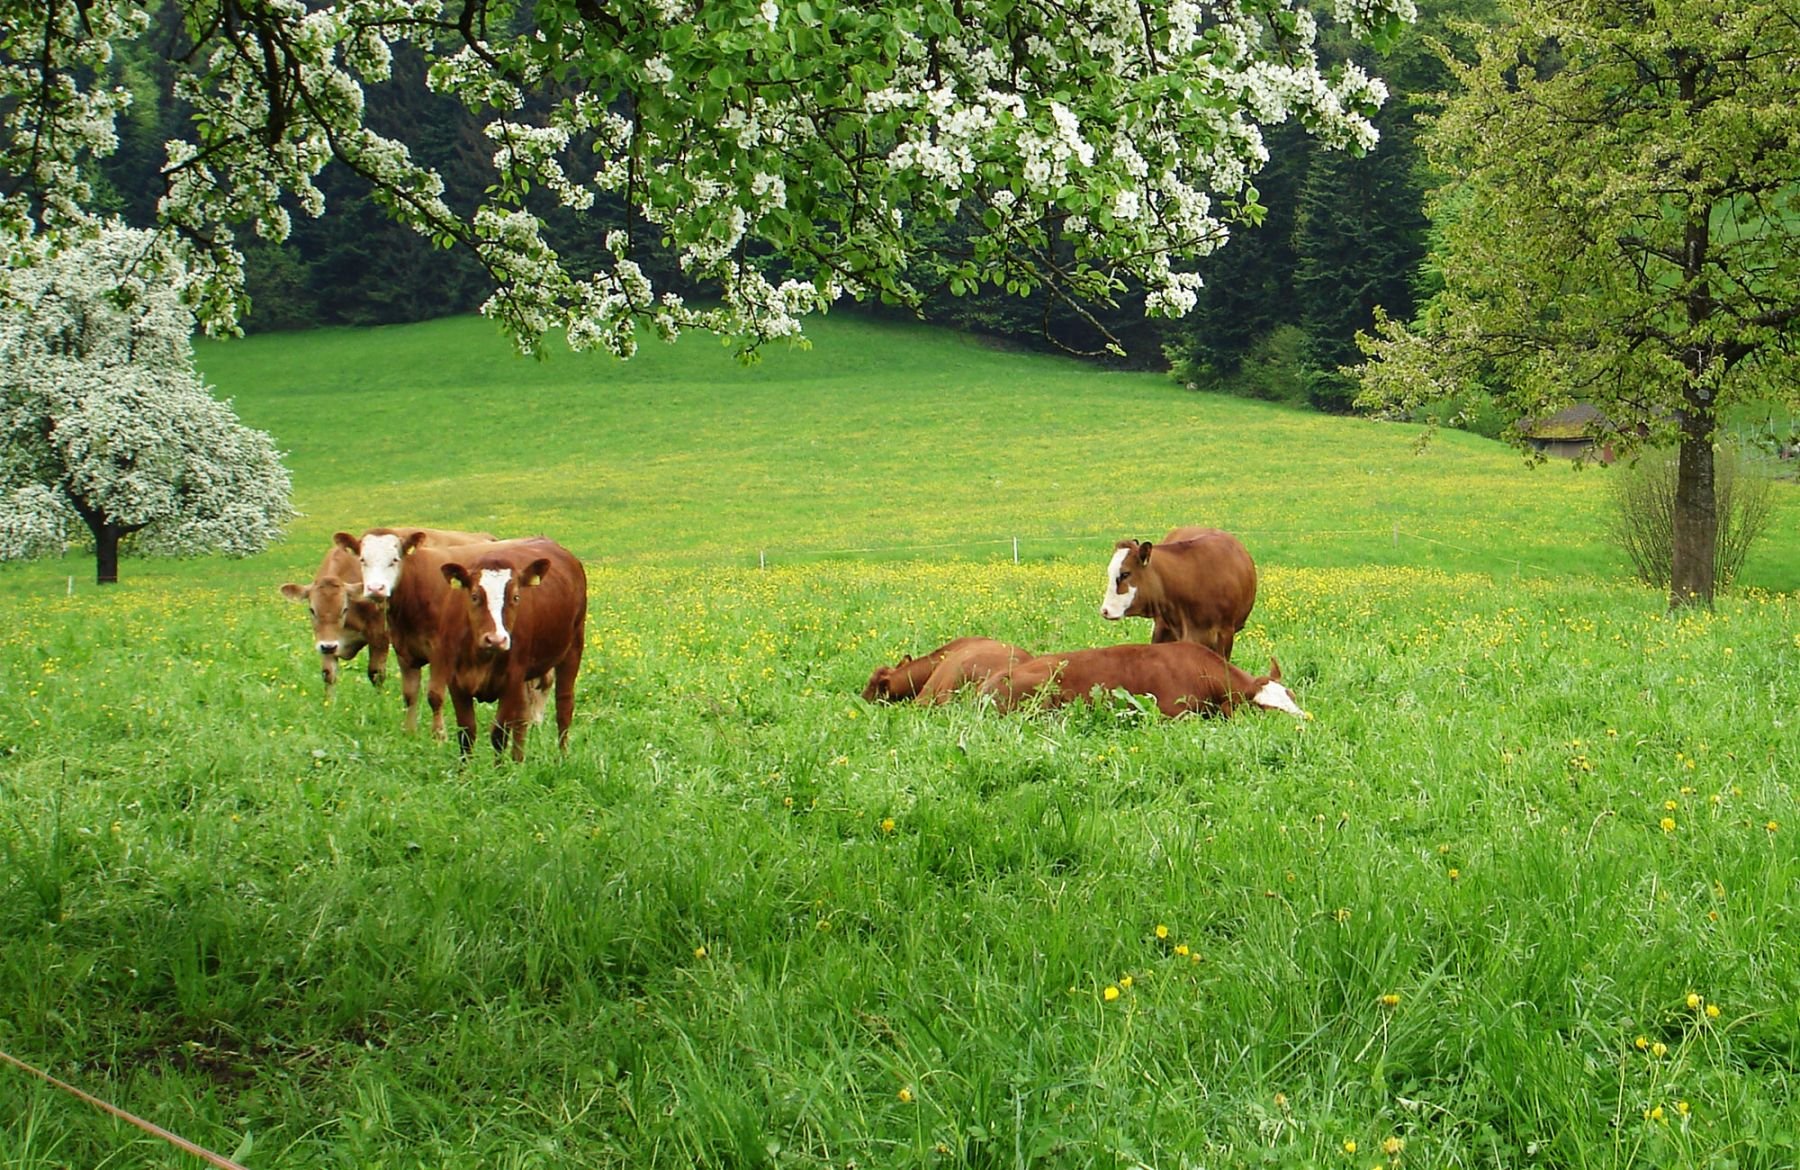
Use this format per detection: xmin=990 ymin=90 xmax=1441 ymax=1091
xmin=1521 ymin=403 xmax=1611 ymax=441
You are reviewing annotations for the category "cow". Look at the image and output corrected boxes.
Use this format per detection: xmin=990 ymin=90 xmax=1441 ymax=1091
xmin=862 ymin=636 xmax=1031 ymax=703
xmin=980 ymin=641 xmax=1307 ymax=719
xmin=1099 ymin=527 xmax=1257 ymax=660
xmin=915 ymin=639 xmax=1036 ymax=704
xmin=433 ymin=538 xmax=587 ymax=761
xmin=279 ymin=542 xmax=390 ymax=697
xmin=333 ymin=527 xmax=499 ymax=734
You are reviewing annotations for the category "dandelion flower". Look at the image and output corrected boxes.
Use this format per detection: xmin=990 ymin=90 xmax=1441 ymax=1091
xmin=1103 ymin=985 xmax=1120 ymax=1002
xmin=898 ymin=1086 xmax=914 ymax=1103
xmin=1380 ymin=993 xmax=1400 ymax=1008
xmin=880 ymin=817 xmax=896 ymax=833
xmin=1343 ymin=1139 xmax=1358 ymax=1154
xmin=1383 ymin=1136 xmax=1405 ymax=1155
xmin=1155 ymin=924 xmax=1169 ymax=940
xmin=1660 ymin=817 xmax=1677 ymax=832
xmin=1634 ymin=1035 xmax=1649 ymax=1051
xmin=1651 ymin=1042 xmax=1668 ymax=1058
xmin=1686 ymin=992 xmax=1702 ymax=1010
xmin=1648 ymin=1105 xmax=1665 ymax=1122
xmin=694 ymin=946 xmax=707 ymax=959
xmin=1705 ymin=1003 xmax=1720 ymax=1019
xmin=1174 ymin=943 xmax=1190 ymax=957
xmin=1120 ymin=975 xmax=1134 ymax=989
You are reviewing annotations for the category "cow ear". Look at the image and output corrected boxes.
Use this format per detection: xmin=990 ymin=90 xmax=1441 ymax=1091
xmin=441 ymin=563 xmax=471 ymax=590
xmin=346 ymin=582 xmax=368 ymax=599
xmin=279 ymin=583 xmax=308 ymax=603
xmin=519 ymin=558 xmax=552 ymax=587
xmin=333 ymin=531 xmax=360 ymax=554
xmin=1136 ymin=541 xmax=1153 ymax=564
xmin=403 ymin=530 xmax=430 ymax=556
xmin=1268 ymin=657 xmax=1281 ymax=681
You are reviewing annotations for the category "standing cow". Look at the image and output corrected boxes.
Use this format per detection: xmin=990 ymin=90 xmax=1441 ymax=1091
xmin=433 ymin=538 xmax=588 ymax=761
xmin=334 ymin=527 xmax=498 ymax=733
xmin=981 ymin=642 xmax=1306 ymax=719
xmin=279 ymin=541 xmax=390 ymax=697
xmin=1099 ymin=527 xmax=1257 ymax=660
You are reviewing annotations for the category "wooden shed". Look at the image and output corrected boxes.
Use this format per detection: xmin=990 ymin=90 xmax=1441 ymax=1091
xmin=1520 ymin=403 xmax=1625 ymax=463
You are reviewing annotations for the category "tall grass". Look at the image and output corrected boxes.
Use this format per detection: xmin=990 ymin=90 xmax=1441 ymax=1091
xmin=2 ymin=317 xmax=1797 ymax=1169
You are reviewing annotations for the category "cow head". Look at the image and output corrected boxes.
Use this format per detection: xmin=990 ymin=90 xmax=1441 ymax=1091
xmin=348 ymin=529 xmax=428 ymax=601
xmin=442 ymin=557 xmax=553 ymax=653
xmin=1249 ymin=658 xmax=1309 ymax=719
xmin=1100 ymin=540 xmax=1154 ymax=620
xmin=280 ymin=576 xmax=354 ymax=684
xmin=861 ymin=658 xmax=914 ymax=702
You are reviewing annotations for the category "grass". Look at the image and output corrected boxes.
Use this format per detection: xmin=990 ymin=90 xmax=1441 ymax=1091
xmin=2 ymin=315 xmax=1798 ymax=1169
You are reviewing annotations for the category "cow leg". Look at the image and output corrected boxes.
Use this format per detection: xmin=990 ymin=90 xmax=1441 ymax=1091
xmin=363 ymin=633 xmax=389 ymax=688
xmin=452 ymin=689 xmax=480 ymax=759
xmin=1214 ymin=629 xmax=1236 ymax=663
xmin=553 ymin=647 xmax=582 ymax=752
xmin=400 ymin=660 xmax=423 ymax=732
xmin=525 ymin=672 xmax=553 ymax=726
xmin=425 ymin=667 xmax=450 ymax=740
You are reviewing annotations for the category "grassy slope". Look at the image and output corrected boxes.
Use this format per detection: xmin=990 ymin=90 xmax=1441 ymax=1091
xmin=2 ymin=315 xmax=1798 ymax=1170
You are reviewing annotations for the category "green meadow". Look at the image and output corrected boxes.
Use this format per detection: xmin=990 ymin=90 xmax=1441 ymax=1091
xmin=2 ymin=316 xmax=1798 ymax=1169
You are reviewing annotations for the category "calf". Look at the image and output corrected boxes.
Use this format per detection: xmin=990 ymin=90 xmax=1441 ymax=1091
xmin=915 ymin=639 xmax=1035 ymax=704
xmin=1099 ymin=527 xmax=1257 ymax=659
xmin=334 ymin=527 xmax=500 ymax=734
xmin=434 ymin=538 xmax=588 ymax=760
xmin=279 ymin=542 xmax=390 ymax=696
xmin=863 ymin=636 xmax=1028 ymax=702
xmin=981 ymin=642 xmax=1306 ymax=719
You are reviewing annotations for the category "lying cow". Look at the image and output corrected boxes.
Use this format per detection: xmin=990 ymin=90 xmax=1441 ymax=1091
xmin=433 ymin=538 xmax=588 ymax=761
xmin=862 ymin=637 xmax=1032 ymax=703
xmin=981 ymin=641 xmax=1306 ymax=719
xmin=1099 ymin=527 xmax=1257 ymax=660
xmin=916 ymin=639 xmax=1035 ymax=704
xmin=279 ymin=542 xmax=391 ymax=696
xmin=334 ymin=527 xmax=499 ymax=733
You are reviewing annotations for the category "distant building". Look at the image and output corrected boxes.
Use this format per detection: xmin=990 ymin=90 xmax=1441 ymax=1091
xmin=1520 ymin=403 xmax=1628 ymax=463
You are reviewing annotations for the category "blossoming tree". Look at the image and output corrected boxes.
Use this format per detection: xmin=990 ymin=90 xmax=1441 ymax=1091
xmin=1 ymin=0 xmax=1414 ymax=357
xmin=0 ymin=227 xmax=295 ymax=584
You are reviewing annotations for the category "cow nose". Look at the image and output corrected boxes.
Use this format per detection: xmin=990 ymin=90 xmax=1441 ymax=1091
xmin=317 ymin=641 xmax=339 ymax=655
xmin=482 ymin=633 xmax=511 ymax=651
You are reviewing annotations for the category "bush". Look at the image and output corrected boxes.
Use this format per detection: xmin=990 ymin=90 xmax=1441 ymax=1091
xmin=1605 ymin=444 xmax=1774 ymax=593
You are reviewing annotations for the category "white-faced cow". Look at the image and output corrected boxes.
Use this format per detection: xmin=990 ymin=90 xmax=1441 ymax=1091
xmin=333 ymin=527 xmax=498 ymax=733
xmin=862 ymin=636 xmax=1032 ymax=703
xmin=980 ymin=641 xmax=1306 ymax=719
xmin=279 ymin=542 xmax=390 ymax=697
xmin=434 ymin=538 xmax=588 ymax=761
xmin=1099 ymin=527 xmax=1257 ymax=659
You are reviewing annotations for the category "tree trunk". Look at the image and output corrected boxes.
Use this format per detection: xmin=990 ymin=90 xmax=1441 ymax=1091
xmin=94 ymin=523 xmax=123 ymax=586
xmin=1669 ymin=414 xmax=1716 ymax=610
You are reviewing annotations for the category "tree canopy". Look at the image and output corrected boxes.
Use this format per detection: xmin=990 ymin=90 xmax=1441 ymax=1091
xmin=1355 ymin=0 xmax=1800 ymax=607
xmin=0 ymin=226 xmax=295 ymax=583
xmin=2 ymin=0 xmax=1417 ymax=358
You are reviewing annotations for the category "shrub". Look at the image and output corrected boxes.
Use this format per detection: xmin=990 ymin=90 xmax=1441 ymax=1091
xmin=1605 ymin=444 xmax=1774 ymax=593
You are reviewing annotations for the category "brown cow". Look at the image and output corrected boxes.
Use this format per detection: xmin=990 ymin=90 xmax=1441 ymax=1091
xmin=281 ymin=528 xmax=491 ymax=696
xmin=862 ymin=636 xmax=1031 ymax=702
xmin=981 ymin=642 xmax=1306 ymax=719
xmin=915 ymin=639 xmax=1036 ymax=704
xmin=1099 ymin=527 xmax=1257 ymax=659
xmin=333 ymin=527 xmax=500 ymax=733
xmin=433 ymin=538 xmax=587 ymax=760
xmin=279 ymin=542 xmax=390 ymax=696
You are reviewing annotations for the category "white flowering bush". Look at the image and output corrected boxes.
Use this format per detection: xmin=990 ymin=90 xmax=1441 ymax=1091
xmin=1 ymin=0 xmax=1413 ymax=356
xmin=0 ymin=226 xmax=295 ymax=582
